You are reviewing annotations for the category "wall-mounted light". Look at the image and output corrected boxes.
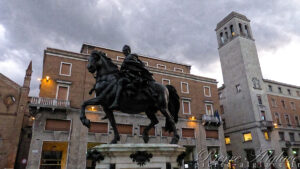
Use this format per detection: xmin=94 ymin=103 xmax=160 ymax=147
xmin=46 ymin=76 xmax=50 ymax=82
xmin=31 ymin=116 xmax=35 ymax=120
xmin=189 ymin=116 xmax=196 ymax=121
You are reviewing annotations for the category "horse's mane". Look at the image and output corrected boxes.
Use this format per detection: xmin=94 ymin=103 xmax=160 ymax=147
xmin=92 ymin=50 xmax=119 ymax=70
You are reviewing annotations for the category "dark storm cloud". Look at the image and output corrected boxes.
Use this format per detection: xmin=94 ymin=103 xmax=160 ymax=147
xmin=0 ymin=0 xmax=299 ymax=95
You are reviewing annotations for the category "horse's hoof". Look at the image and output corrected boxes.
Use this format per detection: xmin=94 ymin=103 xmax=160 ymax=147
xmin=143 ymin=135 xmax=149 ymax=143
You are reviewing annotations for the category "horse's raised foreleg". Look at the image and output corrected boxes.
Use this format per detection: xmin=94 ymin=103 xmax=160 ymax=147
xmin=142 ymin=111 xmax=159 ymax=143
xmin=160 ymin=109 xmax=179 ymax=144
xmin=103 ymin=107 xmax=120 ymax=144
xmin=80 ymin=97 xmax=103 ymax=128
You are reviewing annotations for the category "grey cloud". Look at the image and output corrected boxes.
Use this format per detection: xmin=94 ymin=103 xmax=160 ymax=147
xmin=0 ymin=0 xmax=300 ymax=95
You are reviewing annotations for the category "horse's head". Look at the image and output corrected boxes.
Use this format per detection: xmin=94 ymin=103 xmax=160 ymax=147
xmin=87 ymin=51 xmax=103 ymax=73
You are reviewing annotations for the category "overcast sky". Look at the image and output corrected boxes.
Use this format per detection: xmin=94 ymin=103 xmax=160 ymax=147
xmin=1 ymin=0 xmax=300 ymax=96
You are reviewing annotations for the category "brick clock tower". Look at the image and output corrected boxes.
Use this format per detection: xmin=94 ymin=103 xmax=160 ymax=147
xmin=216 ymin=12 xmax=275 ymax=166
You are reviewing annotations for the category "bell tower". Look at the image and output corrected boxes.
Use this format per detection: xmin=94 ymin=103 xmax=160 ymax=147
xmin=216 ymin=12 xmax=274 ymax=159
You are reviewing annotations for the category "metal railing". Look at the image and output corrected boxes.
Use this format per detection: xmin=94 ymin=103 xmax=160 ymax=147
xmin=202 ymin=114 xmax=221 ymax=126
xmin=30 ymin=97 xmax=70 ymax=108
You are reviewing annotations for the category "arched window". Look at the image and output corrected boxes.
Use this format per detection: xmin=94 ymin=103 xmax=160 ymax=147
xmin=239 ymin=23 xmax=243 ymax=35
xmin=220 ymin=32 xmax=224 ymax=44
xmin=245 ymin=25 xmax=250 ymax=37
xmin=230 ymin=25 xmax=235 ymax=36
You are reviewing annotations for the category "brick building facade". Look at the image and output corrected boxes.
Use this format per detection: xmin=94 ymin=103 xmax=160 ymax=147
xmin=0 ymin=62 xmax=32 ymax=169
xmin=26 ymin=44 xmax=226 ymax=169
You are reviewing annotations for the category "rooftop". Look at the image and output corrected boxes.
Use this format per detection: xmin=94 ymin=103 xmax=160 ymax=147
xmin=215 ymin=11 xmax=250 ymax=30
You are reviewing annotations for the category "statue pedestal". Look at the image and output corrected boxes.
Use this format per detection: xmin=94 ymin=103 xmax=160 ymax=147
xmin=95 ymin=144 xmax=185 ymax=169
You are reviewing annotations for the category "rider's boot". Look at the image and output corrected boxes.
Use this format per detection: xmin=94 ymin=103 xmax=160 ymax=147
xmin=109 ymin=85 xmax=122 ymax=110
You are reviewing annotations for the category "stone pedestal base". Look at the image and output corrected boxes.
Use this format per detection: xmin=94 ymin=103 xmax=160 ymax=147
xmin=95 ymin=144 xmax=185 ymax=169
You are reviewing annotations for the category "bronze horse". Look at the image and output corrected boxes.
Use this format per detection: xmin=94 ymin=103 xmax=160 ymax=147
xmin=80 ymin=50 xmax=180 ymax=144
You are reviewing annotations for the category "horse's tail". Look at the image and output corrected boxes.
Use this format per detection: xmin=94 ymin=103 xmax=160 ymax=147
xmin=166 ymin=85 xmax=180 ymax=123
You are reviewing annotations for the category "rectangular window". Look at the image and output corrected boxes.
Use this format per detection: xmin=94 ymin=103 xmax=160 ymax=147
xmin=236 ymin=84 xmax=241 ymax=93
xmin=56 ymin=85 xmax=69 ymax=100
xmin=287 ymin=89 xmax=292 ymax=95
xmin=275 ymin=113 xmax=281 ymax=125
xmin=291 ymin=102 xmax=296 ymax=110
xmin=268 ymin=85 xmax=273 ymax=92
xmin=162 ymin=78 xmax=170 ymax=85
xmin=117 ymin=56 xmax=125 ymax=62
xmin=205 ymin=104 xmax=214 ymax=115
xmin=295 ymin=116 xmax=300 ymax=126
xmin=281 ymin=100 xmax=286 ymax=108
xmin=285 ymin=115 xmax=291 ymax=126
xmin=271 ymin=98 xmax=277 ymax=107
xmin=181 ymin=82 xmax=189 ymax=93
xmin=157 ymin=64 xmax=166 ymax=69
xmin=220 ymin=105 xmax=224 ymax=114
xmin=264 ymin=132 xmax=270 ymax=140
xmin=116 ymin=124 xmax=133 ymax=135
xmin=142 ymin=61 xmax=148 ymax=66
xmin=290 ymin=133 xmax=295 ymax=142
xmin=204 ymin=86 xmax=211 ymax=97
xmin=174 ymin=67 xmax=184 ymax=73
xmin=225 ymin=137 xmax=231 ymax=144
xmin=89 ymin=122 xmax=108 ymax=133
xmin=278 ymin=87 xmax=282 ymax=93
xmin=182 ymin=128 xmax=195 ymax=138
xmin=297 ymin=91 xmax=300 ymax=97
xmin=257 ymin=95 xmax=263 ymax=105
xmin=182 ymin=100 xmax=191 ymax=114
xmin=279 ymin=132 xmax=285 ymax=141
xmin=243 ymin=132 xmax=252 ymax=142
xmin=261 ymin=111 xmax=266 ymax=121
xmin=59 ymin=62 xmax=72 ymax=76
xmin=45 ymin=119 xmax=71 ymax=131
xmin=206 ymin=130 xmax=218 ymax=139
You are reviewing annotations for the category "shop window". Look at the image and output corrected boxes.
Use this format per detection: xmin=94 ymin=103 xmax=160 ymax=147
xmin=243 ymin=132 xmax=252 ymax=142
xmin=59 ymin=62 xmax=72 ymax=76
xmin=40 ymin=142 xmax=68 ymax=169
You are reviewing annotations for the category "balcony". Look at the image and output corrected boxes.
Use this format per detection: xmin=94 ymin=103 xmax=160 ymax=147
xmin=201 ymin=114 xmax=221 ymax=127
xmin=259 ymin=120 xmax=273 ymax=131
xmin=29 ymin=97 xmax=70 ymax=111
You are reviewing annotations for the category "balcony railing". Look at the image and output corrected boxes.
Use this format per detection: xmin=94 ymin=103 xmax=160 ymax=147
xmin=30 ymin=97 xmax=70 ymax=109
xmin=202 ymin=114 xmax=221 ymax=126
xmin=259 ymin=120 xmax=273 ymax=131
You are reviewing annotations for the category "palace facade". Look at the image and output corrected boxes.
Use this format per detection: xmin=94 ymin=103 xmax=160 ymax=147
xmin=26 ymin=44 xmax=226 ymax=169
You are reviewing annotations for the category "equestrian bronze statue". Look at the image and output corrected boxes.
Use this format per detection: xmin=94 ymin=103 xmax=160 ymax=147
xmin=80 ymin=45 xmax=180 ymax=144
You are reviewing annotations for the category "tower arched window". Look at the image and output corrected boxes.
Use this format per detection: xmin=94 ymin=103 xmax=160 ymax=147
xmin=245 ymin=25 xmax=250 ymax=37
xmin=230 ymin=25 xmax=235 ymax=36
xmin=239 ymin=23 xmax=243 ymax=35
xmin=220 ymin=32 xmax=224 ymax=44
